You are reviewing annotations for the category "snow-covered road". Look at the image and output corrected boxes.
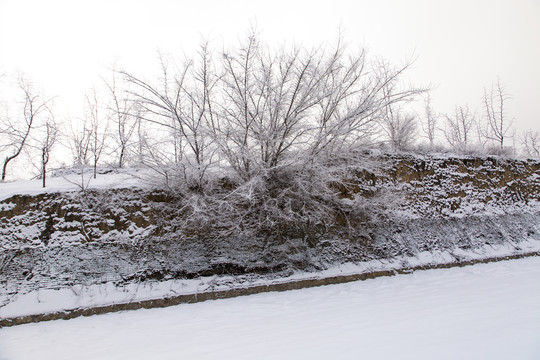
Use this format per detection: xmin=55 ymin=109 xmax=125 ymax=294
xmin=1 ymin=257 xmax=539 ymax=360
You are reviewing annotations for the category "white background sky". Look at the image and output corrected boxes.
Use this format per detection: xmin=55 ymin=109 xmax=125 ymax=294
xmin=1 ymin=0 xmax=539 ymax=133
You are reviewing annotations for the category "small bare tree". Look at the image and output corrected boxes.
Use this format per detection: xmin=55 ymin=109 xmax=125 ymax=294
xmin=69 ymin=117 xmax=92 ymax=168
xmin=37 ymin=117 xmax=59 ymax=188
xmin=380 ymin=109 xmax=417 ymax=151
xmin=85 ymin=89 xmax=109 ymax=179
xmin=104 ymin=67 xmax=138 ymax=168
xmin=134 ymin=103 xmax=147 ymax=165
xmin=122 ymin=44 xmax=220 ymax=189
xmin=64 ymin=117 xmax=93 ymax=192
xmin=521 ymin=130 xmax=540 ymax=158
xmin=443 ymin=105 xmax=475 ymax=150
xmin=422 ymin=94 xmax=437 ymax=146
xmin=482 ymin=79 xmax=513 ymax=149
xmin=1 ymin=76 xmax=51 ymax=181
xmin=379 ymin=82 xmax=418 ymax=151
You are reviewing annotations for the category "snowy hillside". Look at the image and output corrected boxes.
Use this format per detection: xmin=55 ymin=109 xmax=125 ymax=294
xmin=1 ymin=153 xmax=540 ymax=322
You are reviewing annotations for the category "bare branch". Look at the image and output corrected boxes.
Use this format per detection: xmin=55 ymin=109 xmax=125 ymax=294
xmin=1 ymin=76 xmax=52 ymax=181
xmin=481 ymin=79 xmax=513 ymax=149
xmin=443 ymin=105 xmax=475 ymax=150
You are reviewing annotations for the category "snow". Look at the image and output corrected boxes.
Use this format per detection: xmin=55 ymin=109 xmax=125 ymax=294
xmin=2 ymin=238 xmax=539 ymax=320
xmin=0 ymin=168 xmax=149 ymax=202
xmin=1 ymin=256 xmax=539 ymax=360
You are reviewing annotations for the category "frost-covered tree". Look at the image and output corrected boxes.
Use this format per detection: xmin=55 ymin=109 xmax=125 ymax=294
xmin=521 ymin=130 xmax=539 ymax=158
xmin=214 ymin=38 xmax=423 ymax=178
xmin=104 ymin=68 xmax=139 ymax=168
xmin=443 ymin=105 xmax=475 ymax=150
xmin=36 ymin=117 xmax=59 ymax=188
xmin=1 ymin=76 xmax=52 ymax=181
xmin=379 ymin=82 xmax=418 ymax=151
xmin=113 ymin=32 xmax=425 ymax=241
xmin=122 ymin=44 xmax=218 ymax=189
xmin=482 ymin=79 xmax=513 ymax=149
xmin=69 ymin=117 xmax=92 ymax=168
xmin=380 ymin=110 xmax=417 ymax=151
xmin=422 ymin=94 xmax=437 ymax=146
xmin=123 ymin=33 xmax=423 ymax=186
xmin=85 ymin=89 xmax=109 ymax=179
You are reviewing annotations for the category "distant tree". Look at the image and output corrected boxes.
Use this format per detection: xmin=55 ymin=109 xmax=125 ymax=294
xmin=482 ymin=79 xmax=513 ymax=149
xmin=378 ymin=78 xmax=418 ymax=151
xmin=521 ymin=130 xmax=539 ymax=158
xmin=1 ymin=76 xmax=51 ymax=181
xmin=380 ymin=105 xmax=417 ymax=151
xmin=104 ymin=67 xmax=138 ymax=168
xmin=122 ymin=45 xmax=218 ymax=189
xmin=422 ymin=94 xmax=437 ymax=146
xmin=37 ymin=117 xmax=59 ymax=188
xmin=63 ymin=116 xmax=93 ymax=192
xmin=69 ymin=117 xmax=92 ymax=168
xmin=443 ymin=105 xmax=475 ymax=150
xmin=85 ymin=89 xmax=109 ymax=179
xmin=134 ymin=103 xmax=147 ymax=165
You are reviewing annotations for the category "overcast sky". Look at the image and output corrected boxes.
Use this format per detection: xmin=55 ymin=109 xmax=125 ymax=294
xmin=1 ymin=0 xmax=539 ymax=133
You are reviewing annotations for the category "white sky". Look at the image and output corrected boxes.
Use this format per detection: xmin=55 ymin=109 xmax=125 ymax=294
xmin=1 ymin=0 xmax=539 ymax=133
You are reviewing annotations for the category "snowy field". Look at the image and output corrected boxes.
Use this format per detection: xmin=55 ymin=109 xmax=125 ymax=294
xmin=1 ymin=257 xmax=539 ymax=360
xmin=0 ymin=168 xmax=148 ymax=202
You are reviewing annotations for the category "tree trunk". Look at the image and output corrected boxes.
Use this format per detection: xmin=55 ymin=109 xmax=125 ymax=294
xmin=2 ymin=154 xmax=17 ymax=182
xmin=119 ymin=146 xmax=124 ymax=168
xmin=1 ymin=157 xmax=9 ymax=181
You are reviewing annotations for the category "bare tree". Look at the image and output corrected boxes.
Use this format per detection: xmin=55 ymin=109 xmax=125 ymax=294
xmin=380 ymin=108 xmax=417 ymax=151
xmin=122 ymin=44 xmax=219 ymax=189
xmin=482 ymin=79 xmax=513 ymax=149
xmin=69 ymin=117 xmax=92 ymax=168
xmin=134 ymin=103 xmax=147 ymax=165
xmin=104 ymin=67 xmax=138 ymax=168
xmin=37 ymin=117 xmax=59 ymax=188
xmin=65 ymin=111 xmax=93 ymax=191
xmin=214 ymin=34 xmax=423 ymax=179
xmin=422 ymin=94 xmax=437 ymax=146
xmin=379 ymin=81 xmax=418 ymax=151
xmin=1 ymin=76 xmax=51 ymax=181
xmin=443 ymin=105 xmax=475 ymax=150
xmin=521 ymin=130 xmax=540 ymax=158
xmin=114 ymin=32 xmax=425 ymax=243
xmin=121 ymin=33 xmax=423 ymax=190
xmin=85 ymin=89 xmax=109 ymax=179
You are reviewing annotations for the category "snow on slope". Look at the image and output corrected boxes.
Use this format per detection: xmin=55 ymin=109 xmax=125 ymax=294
xmin=0 ymin=168 xmax=149 ymax=201
xmin=2 ymin=238 xmax=539 ymax=319
xmin=1 ymin=256 xmax=539 ymax=360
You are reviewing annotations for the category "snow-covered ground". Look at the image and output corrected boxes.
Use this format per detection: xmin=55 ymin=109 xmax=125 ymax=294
xmin=0 ymin=168 xmax=149 ymax=201
xmin=1 ymin=256 xmax=539 ymax=360
xmin=2 ymin=238 xmax=539 ymax=319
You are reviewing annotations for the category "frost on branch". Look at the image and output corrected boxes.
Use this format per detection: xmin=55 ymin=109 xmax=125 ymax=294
xmin=119 ymin=33 xmax=422 ymax=240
